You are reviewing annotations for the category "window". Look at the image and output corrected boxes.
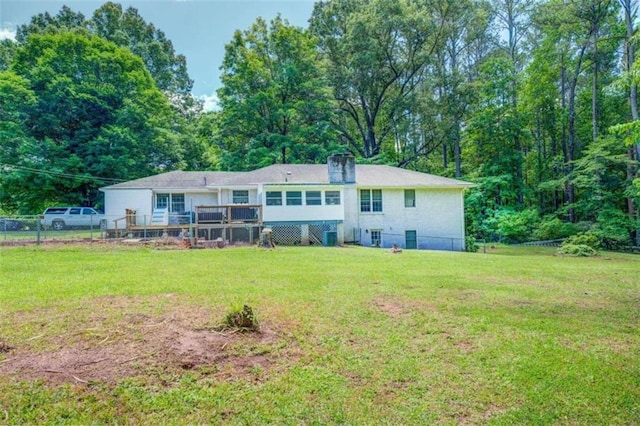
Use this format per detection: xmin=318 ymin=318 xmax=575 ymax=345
xmin=155 ymin=193 xmax=185 ymax=212
xmin=233 ymin=190 xmax=249 ymax=204
xmin=371 ymin=230 xmax=381 ymax=247
xmin=360 ymin=190 xmax=371 ymax=212
xmin=286 ymin=191 xmax=302 ymax=206
xmin=266 ymin=191 xmax=282 ymax=206
xmin=171 ymin=194 xmax=185 ymax=212
xmin=156 ymin=193 xmax=169 ymax=209
xmin=360 ymin=189 xmax=383 ymax=212
xmin=306 ymin=191 xmax=322 ymax=206
xmin=82 ymin=208 xmax=96 ymax=215
xmin=404 ymin=189 xmax=416 ymax=208
xmin=325 ymin=191 xmax=341 ymax=205
xmin=69 ymin=208 xmax=81 ymax=215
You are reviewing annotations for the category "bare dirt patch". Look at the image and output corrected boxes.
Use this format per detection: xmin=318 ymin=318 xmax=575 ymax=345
xmin=0 ymin=296 xmax=296 ymax=386
xmin=372 ymin=295 xmax=438 ymax=318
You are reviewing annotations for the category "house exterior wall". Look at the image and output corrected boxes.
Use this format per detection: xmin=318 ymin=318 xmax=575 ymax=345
xmin=103 ymin=189 xmax=153 ymax=229
xmin=184 ymin=192 xmax=219 ymax=210
xmin=354 ymin=188 xmax=466 ymax=251
xmin=342 ymin=185 xmax=359 ymax=243
xmin=219 ymin=188 xmax=258 ymax=205
xmin=260 ymin=185 xmax=344 ymax=223
xmin=103 ymin=189 xmax=221 ymax=229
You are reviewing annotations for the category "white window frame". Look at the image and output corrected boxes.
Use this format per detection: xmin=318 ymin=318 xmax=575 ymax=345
xmin=404 ymin=189 xmax=416 ymax=208
xmin=370 ymin=229 xmax=382 ymax=247
xmin=286 ymin=191 xmax=303 ymax=206
xmin=325 ymin=191 xmax=341 ymax=205
xmin=361 ymin=189 xmax=383 ymax=212
xmin=306 ymin=191 xmax=322 ymax=206
xmin=233 ymin=190 xmax=249 ymax=204
xmin=266 ymin=191 xmax=282 ymax=206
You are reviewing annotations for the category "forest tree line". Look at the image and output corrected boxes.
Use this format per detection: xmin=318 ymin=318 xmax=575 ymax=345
xmin=0 ymin=0 xmax=639 ymax=247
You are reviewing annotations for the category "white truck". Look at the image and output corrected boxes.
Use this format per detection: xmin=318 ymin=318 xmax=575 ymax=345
xmin=40 ymin=207 xmax=106 ymax=230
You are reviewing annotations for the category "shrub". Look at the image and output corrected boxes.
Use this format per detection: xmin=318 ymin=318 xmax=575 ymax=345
xmin=465 ymin=235 xmax=479 ymax=252
xmin=563 ymin=232 xmax=600 ymax=249
xmin=557 ymin=232 xmax=599 ymax=257
xmin=495 ymin=209 xmax=540 ymax=243
xmin=591 ymin=209 xmax=634 ymax=250
xmin=223 ymin=304 xmax=259 ymax=332
xmin=557 ymin=244 xmax=597 ymax=257
xmin=533 ymin=217 xmax=577 ymax=240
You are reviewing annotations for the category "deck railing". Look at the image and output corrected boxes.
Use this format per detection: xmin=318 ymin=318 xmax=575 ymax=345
xmin=195 ymin=205 xmax=262 ymax=225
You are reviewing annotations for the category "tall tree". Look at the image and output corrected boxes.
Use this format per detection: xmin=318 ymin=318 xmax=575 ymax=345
xmin=310 ymin=0 xmax=448 ymax=160
xmin=15 ymin=2 xmax=196 ymax=114
xmin=0 ymin=32 xmax=182 ymax=212
xmin=216 ymin=16 xmax=338 ymax=170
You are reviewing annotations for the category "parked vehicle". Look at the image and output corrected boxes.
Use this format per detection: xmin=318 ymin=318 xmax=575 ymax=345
xmin=40 ymin=207 xmax=106 ymax=230
xmin=0 ymin=218 xmax=25 ymax=231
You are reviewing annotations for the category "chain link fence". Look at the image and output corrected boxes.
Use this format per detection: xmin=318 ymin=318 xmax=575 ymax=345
xmin=0 ymin=215 xmax=110 ymax=245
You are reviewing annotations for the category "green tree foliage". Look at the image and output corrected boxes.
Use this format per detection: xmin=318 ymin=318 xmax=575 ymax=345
xmin=310 ymin=0 xmax=447 ymax=160
xmin=16 ymin=2 xmax=196 ymax=115
xmin=0 ymin=32 xmax=182 ymax=212
xmin=216 ymin=16 xmax=338 ymax=170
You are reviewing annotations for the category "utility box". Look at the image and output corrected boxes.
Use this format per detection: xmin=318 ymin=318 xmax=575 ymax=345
xmin=322 ymin=230 xmax=337 ymax=246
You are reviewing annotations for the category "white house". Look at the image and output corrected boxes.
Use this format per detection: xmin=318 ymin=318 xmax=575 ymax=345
xmin=100 ymin=155 xmax=474 ymax=251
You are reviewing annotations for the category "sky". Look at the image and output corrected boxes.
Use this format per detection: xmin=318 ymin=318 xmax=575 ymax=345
xmin=0 ymin=0 xmax=316 ymax=110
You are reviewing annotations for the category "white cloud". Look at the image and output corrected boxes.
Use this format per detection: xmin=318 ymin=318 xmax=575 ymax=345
xmin=0 ymin=27 xmax=16 ymax=41
xmin=199 ymin=92 xmax=219 ymax=112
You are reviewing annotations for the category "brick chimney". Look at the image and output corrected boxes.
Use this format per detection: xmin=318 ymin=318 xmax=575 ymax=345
xmin=327 ymin=154 xmax=356 ymax=184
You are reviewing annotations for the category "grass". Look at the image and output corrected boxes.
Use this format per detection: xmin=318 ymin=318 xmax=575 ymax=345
xmin=0 ymin=244 xmax=639 ymax=424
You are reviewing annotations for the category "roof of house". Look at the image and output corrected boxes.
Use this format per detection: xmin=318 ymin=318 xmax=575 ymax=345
xmin=101 ymin=164 xmax=473 ymax=190
xmin=218 ymin=164 xmax=472 ymax=188
xmin=100 ymin=170 xmax=240 ymax=190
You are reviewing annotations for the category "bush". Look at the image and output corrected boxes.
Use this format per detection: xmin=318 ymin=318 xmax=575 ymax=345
xmin=563 ymin=232 xmax=600 ymax=249
xmin=465 ymin=235 xmax=479 ymax=252
xmin=495 ymin=209 xmax=540 ymax=243
xmin=591 ymin=209 xmax=634 ymax=250
xmin=533 ymin=217 xmax=578 ymax=240
xmin=557 ymin=244 xmax=598 ymax=257
xmin=557 ymin=232 xmax=599 ymax=257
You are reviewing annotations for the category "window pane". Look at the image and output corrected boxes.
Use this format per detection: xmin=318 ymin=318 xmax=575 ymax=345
xmin=233 ymin=190 xmax=249 ymax=204
xmin=171 ymin=194 xmax=185 ymax=212
xmin=286 ymin=191 xmax=302 ymax=206
xmin=404 ymin=189 xmax=415 ymax=208
xmin=360 ymin=190 xmax=371 ymax=212
xmin=371 ymin=230 xmax=381 ymax=246
xmin=266 ymin=191 xmax=282 ymax=206
xmin=372 ymin=189 xmax=383 ymax=212
xmin=156 ymin=194 xmax=169 ymax=209
xmin=69 ymin=208 xmax=81 ymax=215
xmin=325 ymin=191 xmax=341 ymax=205
xmin=306 ymin=191 xmax=322 ymax=205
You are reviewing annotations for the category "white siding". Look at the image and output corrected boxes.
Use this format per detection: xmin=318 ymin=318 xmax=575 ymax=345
xmin=219 ymin=188 xmax=258 ymax=205
xmin=342 ymin=186 xmax=359 ymax=242
xmin=103 ymin=189 xmax=152 ymax=230
xmin=356 ymin=188 xmax=466 ymax=250
xmin=184 ymin=192 xmax=219 ymax=210
xmin=103 ymin=189 xmax=220 ymax=229
xmin=261 ymin=185 xmax=344 ymax=223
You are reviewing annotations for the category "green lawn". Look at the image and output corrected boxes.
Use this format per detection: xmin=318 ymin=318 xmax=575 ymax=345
xmin=0 ymin=245 xmax=638 ymax=424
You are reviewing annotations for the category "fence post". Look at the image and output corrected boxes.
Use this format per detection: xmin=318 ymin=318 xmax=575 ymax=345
xmin=36 ymin=217 xmax=41 ymax=246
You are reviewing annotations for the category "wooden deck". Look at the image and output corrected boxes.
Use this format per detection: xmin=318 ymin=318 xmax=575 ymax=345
xmin=112 ymin=205 xmax=263 ymax=242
